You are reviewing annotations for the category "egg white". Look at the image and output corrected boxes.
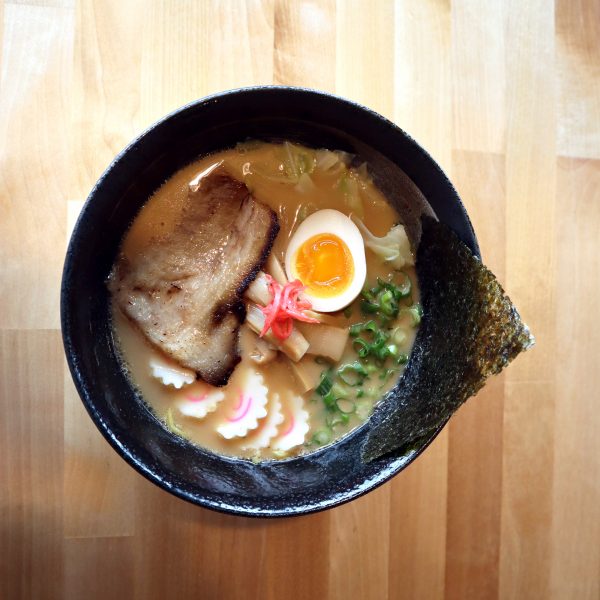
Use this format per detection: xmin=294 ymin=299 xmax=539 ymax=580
xmin=285 ymin=209 xmax=366 ymax=312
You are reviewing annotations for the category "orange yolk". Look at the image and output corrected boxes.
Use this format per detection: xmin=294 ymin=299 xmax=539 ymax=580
xmin=293 ymin=233 xmax=354 ymax=298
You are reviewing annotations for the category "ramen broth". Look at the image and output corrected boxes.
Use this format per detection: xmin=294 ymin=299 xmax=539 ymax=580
xmin=111 ymin=141 xmax=420 ymax=460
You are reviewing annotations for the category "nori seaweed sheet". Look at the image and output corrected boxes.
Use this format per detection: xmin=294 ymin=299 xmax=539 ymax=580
xmin=362 ymin=216 xmax=535 ymax=462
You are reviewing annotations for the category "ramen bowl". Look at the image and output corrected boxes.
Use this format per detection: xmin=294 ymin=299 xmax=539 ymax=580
xmin=61 ymin=86 xmax=478 ymax=517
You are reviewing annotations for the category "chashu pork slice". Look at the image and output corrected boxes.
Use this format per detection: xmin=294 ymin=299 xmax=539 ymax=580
xmin=109 ymin=168 xmax=279 ymax=386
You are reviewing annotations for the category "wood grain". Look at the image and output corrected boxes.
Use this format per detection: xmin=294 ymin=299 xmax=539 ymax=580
xmin=1 ymin=1 xmax=599 ymax=599
xmin=550 ymin=157 xmax=600 ymax=599
xmin=556 ymin=0 xmax=600 ymax=159
xmin=451 ymin=0 xmax=506 ymax=154
xmin=501 ymin=2 xmax=557 ymax=598
xmin=336 ymin=0 xmax=395 ymax=119
xmin=274 ymin=0 xmax=335 ymax=90
xmin=73 ymin=0 xmax=144 ymax=197
xmin=0 ymin=3 xmax=71 ymax=329
xmin=0 ymin=331 xmax=64 ymax=599
xmin=445 ymin=151 xmax=506 ymax=600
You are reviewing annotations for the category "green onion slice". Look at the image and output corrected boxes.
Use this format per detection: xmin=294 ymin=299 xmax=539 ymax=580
xmin=312 ymin=430 xmax=331 ymax=445
xmin=316 ymin=370 xmax=334 ymax=396
xmin=400 ymin=304 xmax=423 ymax=326
xmin=337 ymin=361 xmax=369 ymax=386
xmin=396 ymin=353 xmax=409 ymax=365
xmin=323 ymin=382 xmax=349 ymax=410
xmin=352 ymin=338 xmax=371 ymax=358
xmin=360 ymin=299 xmax=380 ymax=314
xmin=326 ymin=411 xmax=350 ymax=429
xmin=335 ymin=398 xmax=356 ymax=414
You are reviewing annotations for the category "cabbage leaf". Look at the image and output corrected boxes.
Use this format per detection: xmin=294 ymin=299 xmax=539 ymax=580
xmin=354 ymin=218 xmax=414 ymax=269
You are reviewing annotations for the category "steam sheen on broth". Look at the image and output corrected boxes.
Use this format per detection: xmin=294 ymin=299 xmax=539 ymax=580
xmin=110 ymin=141 xmax=421 ymax=460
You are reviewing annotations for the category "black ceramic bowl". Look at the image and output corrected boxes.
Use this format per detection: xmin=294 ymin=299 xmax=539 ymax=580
xmin=62 ymin=87 xmax=478 ymax=517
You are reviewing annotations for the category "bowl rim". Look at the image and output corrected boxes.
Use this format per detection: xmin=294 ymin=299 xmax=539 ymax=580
xmin=62 ymin=85 xmax=479 ymax=517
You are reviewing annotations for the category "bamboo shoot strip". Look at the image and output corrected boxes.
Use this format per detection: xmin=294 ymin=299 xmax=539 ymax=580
xmin=266 ymin=254 xmax=288 ymax=285
xmin=296 ymin=321 xmax=349 ymax=362
xmin=245 ymin=304 xmax=309 ymax=362
xmin=289 ymin=356 xmax=324 ymax=393
xmin=245 ymin=271 xmax=271 ymax=306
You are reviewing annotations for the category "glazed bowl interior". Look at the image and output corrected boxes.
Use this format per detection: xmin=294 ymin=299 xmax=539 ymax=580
xmin=62 ymin=87 xmax=478 ymax=517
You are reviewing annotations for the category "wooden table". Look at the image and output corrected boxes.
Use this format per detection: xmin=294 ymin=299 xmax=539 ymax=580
xmin=1 ymin=1 xmax=598 ymax=598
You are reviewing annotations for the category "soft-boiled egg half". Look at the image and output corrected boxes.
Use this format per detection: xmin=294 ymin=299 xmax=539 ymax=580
xmin=285 ymin=209 xmax=366 ymax=312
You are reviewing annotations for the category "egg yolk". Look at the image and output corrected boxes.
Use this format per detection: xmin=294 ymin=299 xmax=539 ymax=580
xmin=293 ymin=233 xmax=354 ymax=298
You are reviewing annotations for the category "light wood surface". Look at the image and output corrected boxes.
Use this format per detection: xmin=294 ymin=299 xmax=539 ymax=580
xmin=1 ymin=1 xmax=599 ymax=599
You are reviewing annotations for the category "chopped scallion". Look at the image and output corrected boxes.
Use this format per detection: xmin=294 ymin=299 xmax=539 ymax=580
xmin=355 ymin=400 xmax=372 ymax=420
xmin=352 ymin=338 xmax=371 ymax=358
xmin=397 ymin=274 xmax=412 ymax=298
xmin=379 ymin=367 xmax=397 ymax=381
xmin=400 ymin=304 xmax=423 ymax=326
xmin=335 ymin=398 xmax=356 ymax=414
xmin=323 ymin=382 xmax=349 ymax=410
xmin=312 ymin=430 xmax=331 ymax=445
xmin=349 ymin=322 xmax=363 ymax=337
xmin=379 ymin=289 xmax=397 ymax=316
xmin=337 ymin=361 xmax=369 ymax=386
xmin=360 ymin=299 xmax=379 ymax=314
xmin=316 ymin=370 xmax=333 ymax=397
xmin=386 ymin=343 xmax=399 ymax=358
xmin=363 ymin=320 xmax=379 ymax=336
xmin=396 ymin=353 xmax=409 ymax=365
xmin=326 ymin=411 xmax=350 ymax=429
xmin=392 ymin=326 xmax=407 ymax=345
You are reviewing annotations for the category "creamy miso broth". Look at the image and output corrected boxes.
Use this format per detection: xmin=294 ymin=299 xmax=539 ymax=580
xmin=110 ymin=141 xmax=421 ymax=460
